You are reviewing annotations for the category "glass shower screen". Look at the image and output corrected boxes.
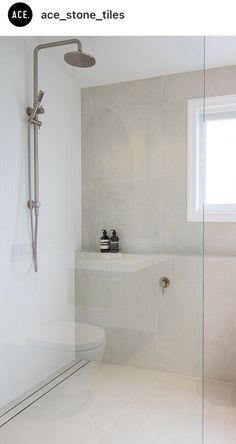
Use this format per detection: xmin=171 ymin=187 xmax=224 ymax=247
xmin=0 ymin=36 xmax=205 ymax=444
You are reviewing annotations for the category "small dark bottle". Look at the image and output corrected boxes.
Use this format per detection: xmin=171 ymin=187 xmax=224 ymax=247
xmin=110 ymin=230 xmax=119 ymax=253
xmin=100 ymin=229 xmax=110 ymax=253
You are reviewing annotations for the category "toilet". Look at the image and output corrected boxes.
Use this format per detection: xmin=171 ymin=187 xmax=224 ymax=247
xmin=30 ymin=321 xmax=106 ymax=363
xmin=76 ymin=323 xmax=106 ymax=362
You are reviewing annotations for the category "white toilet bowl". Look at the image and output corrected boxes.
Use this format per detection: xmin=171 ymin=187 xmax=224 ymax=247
xmin=76 ymin=323 xmax=106 ymax=362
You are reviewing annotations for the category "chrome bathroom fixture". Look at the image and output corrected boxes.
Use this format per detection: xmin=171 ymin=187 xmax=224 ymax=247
xmin=159 ymin=276 xmax=170 ymax=294
xmin=27 ymin=39 xmax=96 ymax=272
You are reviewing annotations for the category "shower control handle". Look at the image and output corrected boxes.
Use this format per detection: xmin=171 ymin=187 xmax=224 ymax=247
xmin=159 ymin=277 xmax=170 ymax=294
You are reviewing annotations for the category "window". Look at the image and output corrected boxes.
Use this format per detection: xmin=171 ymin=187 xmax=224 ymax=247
xmin=188 ymin=94 xmax=236 ymax=222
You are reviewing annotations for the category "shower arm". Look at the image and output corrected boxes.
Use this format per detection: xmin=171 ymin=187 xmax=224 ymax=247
xmin=33 ymin=39 xmax=82 ymax=103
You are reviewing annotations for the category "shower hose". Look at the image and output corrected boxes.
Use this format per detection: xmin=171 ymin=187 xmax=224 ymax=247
xmin=28 ymin=122 xmax=38 ymax=272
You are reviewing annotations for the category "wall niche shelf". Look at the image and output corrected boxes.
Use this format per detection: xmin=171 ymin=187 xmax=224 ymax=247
xmin=76 ymin=251 xmax=172 ymax=273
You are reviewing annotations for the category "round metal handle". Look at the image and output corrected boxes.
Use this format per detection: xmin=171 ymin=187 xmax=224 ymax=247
xmin=159 ymin=277 xmax=170 ymax=293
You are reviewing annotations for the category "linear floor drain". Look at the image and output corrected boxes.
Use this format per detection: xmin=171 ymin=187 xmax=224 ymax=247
xmin=0 ymin=360 xmax=90 ymax=428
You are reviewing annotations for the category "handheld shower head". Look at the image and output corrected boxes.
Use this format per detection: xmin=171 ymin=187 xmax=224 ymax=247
xmin=27 ymin=90 xmax=45 ymax=125
xmin=64 ymin=50 xmax=96 ymax=68
xmin=37 ymin=90 xmax=44 ymax=104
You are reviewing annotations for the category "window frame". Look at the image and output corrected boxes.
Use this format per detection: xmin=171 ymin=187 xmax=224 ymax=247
xmin=187 ymin=94 xmax=236 ymax=222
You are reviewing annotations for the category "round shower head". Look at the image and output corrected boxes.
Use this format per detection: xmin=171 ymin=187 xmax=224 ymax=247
xmin=64 ymin=50 xmax=96 ymax=68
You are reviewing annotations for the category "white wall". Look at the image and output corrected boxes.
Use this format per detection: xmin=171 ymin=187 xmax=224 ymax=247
xmin=0 ymin=37 xmax=81 ymax=408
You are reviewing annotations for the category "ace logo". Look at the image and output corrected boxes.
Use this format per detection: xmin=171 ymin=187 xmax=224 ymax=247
xmin=8 ymin=2 xmax=33 ymax=26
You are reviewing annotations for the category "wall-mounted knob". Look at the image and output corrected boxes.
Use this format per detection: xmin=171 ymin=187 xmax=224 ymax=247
xmin=159 ymin=277 xmax=170 ymax=294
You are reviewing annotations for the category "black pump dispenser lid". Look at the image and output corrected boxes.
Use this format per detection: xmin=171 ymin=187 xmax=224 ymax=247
xmin=110 ymin=230 xmax=119 ymax=240
xmin=101 ymin=229 xmax=109 ymax=239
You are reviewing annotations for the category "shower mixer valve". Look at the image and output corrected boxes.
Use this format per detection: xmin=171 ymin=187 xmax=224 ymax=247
xmin=159 ymin=277 xmax=170 ymax=294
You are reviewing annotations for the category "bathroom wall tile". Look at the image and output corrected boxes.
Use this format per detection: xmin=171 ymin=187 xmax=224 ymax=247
xmin=204 ymin=223 xmax=236 ymax=256
xmin=158 ymin=177 xmax=203 ymax=254
xmin=160 ymin=178 xmax=186 ymax=219
xmin=83 ymin=110 xmax=133 ymax=184
xmin=81 ymin=65 xmax=236 ymax=383
xmin=205 ymin=65 xmax=236 ymax=98
xmin=205 ymin=256 xmax=236 ymax=383
xmin=103 ymin=326 xmax=158 ymax=369
xmin=81 ymin=180 xmax=97 ymax=251
xmin=75 ymin=256 xmax=203 ymax=376
xmin=160 ymin=100 xmax=187 ymax=180
xmin=76 ymin=267 xmax=159 ymax=332
xmin=160 ymin=220 xmax=203 ymax=254
xmin=82 ymin=64 xmax=236 ymax=257
xmin=81 ymin=112 xmax=97 ymax=182
xmin=83 ymin=180 xmax=161 ymax=253
xmin=95 ymin=180 xmax=135 ymax=227
xmin=81 ymin=69 xmax=206 ymax=256
xmin=82 ymin=105 xmax=162 ymax=185
xmin=81 ymin=76 xmax=163 ymax=113
xmin=161 ymin=69 xmax=204 ymax=103
xmin=76 ymin=270 xmax=124 ymax=310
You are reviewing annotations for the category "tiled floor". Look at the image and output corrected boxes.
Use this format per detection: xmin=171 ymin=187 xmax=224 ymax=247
xmin=0 ymin=362 xmax=235 ymax=443
xmin=205 ymin=379 xmax=236 ymax=444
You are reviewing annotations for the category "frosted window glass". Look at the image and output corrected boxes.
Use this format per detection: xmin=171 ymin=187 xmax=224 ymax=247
xmin=206 ymin=118 xmax=236 ymax=204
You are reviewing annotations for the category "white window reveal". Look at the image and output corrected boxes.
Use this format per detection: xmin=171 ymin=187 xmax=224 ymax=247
xmin=187 ymin=94 xmax=236 ymax=222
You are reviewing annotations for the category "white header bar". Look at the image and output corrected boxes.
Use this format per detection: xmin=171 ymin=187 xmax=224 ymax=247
xmin=1 ymin=0 xmax=236 ymax=36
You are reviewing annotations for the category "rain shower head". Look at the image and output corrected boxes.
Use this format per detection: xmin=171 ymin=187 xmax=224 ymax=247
xmin=64 ymin=50 xmax=96 ymax=68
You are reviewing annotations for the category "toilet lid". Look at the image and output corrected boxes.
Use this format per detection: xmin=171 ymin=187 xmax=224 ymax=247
xmin=29 ymin=321 xmax=105 ymax=352
xmin=76 ymin=323 xmax=105 ymax=351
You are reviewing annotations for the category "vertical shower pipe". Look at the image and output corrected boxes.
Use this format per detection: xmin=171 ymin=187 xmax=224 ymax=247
xmin=33 ymin=46 xmax=39 ymax=233
xmin=33 ymin=39 xmax=83 ymax=209
xmin=30 ymin=39 xmax=83 ymax=271
xmin=33 ymin=39 xmax=82 ymax=196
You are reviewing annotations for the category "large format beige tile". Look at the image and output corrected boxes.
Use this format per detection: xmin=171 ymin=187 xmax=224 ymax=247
xmin=0 ymin=363 xmax=202 ymax=444
xmin=1 ymin=362 xmax=235 ymax=443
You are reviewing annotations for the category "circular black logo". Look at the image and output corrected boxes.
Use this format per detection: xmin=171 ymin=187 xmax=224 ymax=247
xmin=8 ymin=3 xmax=33 ymax=27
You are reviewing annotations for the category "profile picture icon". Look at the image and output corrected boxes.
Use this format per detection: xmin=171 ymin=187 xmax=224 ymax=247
xmin=8 ymin=2 xmax=33 ymax=27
